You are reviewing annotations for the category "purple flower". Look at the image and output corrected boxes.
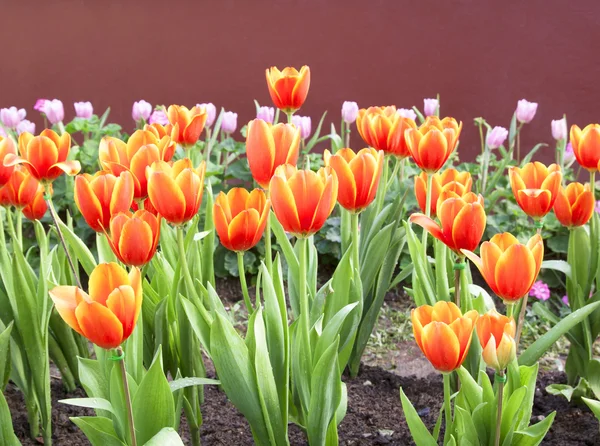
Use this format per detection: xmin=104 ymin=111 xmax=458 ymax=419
xmin=221 ymin=111 xmax=238 ymax=134
xmin=423 ymin=98 xmax=439 ymax=117
xmin=0 ymin=107 xmax=26 ymax=128
xmin=16 ymin=119 xmax=36 ymax=135
xmin=197 ymin=103 xmax=216 ymax=127
xmin=515 ymin=99 xmax=538 ymax=124
xmin=563 ymin=142 xmax=575 ymax=164
xmin=0 ymin=127 xmax=6 ymax=138
xmin=595 ymin=200 xmax=600 ymax=214
xmin=148 ymin=110 xmax=169 ymax=126
xmin=257 ymin=106 xmax=275 ymax=124
xmin=341 ymin=101 xmax=359 ymax=124
xmin=562 ymin=295 xmax=569 ymax=306
xmin=486 ymin=126 xmax=509 ymax=149
xmin=551 ymin=118 xmax=567 ymax=141
xmin=397 ymin=108 xmax=417 ymax=121
xmin=132 ymin=100 xmax=152 ymax=122
xmin=34 ymin=99 xmax=48 ymax=112
xmin=529 ymin=281 xmax=550 ymax=301
xmin=292 ymin=115 xmax=311 ymax=139
xmin=42 ymin=99 xmax=64 ymax=124
xmin=74 ymin=101 xmax=93 ymax=119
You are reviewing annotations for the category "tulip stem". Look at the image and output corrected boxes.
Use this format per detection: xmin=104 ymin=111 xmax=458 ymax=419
xmin=237 ymin=251 xmax=253 ymax=313
xmin=351 ymin=212 xmax=360 ymax=271
xmin=386 ymin=158 xmax=401 ymax=190
xmin=204 ymin=128 xmax=213 ymax=162
xmin=494 ymin=371 xmax=505 ymax=446
xmin=177 ymin=226 xmax=196 ymax=297
xmin=45 ymin=191 xmax=83 ymax=289
xmin=265 ymin=211 xmax=273 ymax=274
xmin=15 ymin=209 xmax=23 ymax=250
xmin=443 ymin=373 xmax=452 ymax=443
xmin=422 ymin=173 xmax=434 ymax=261
xmin=298 ymin=237 xmax=310 ymax=349
xmin=286 ymin=111 xmax=294 ymax=124
xmin=344 ymin=123 xmax=351 ymax=148
xmin=454 ymin=258 xmax=465 ymax=309
xmin=400 ymin=157 xmax=406 ymax=183
xmin=116 ymin=346 xmax=137 ymax=446
xmin=514 ymin=295 xmax=528 ymax=351
xmin=591 ymin=171 xmax=596 ymax=200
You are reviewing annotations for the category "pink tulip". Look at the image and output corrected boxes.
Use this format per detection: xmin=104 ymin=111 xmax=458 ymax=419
xmin=551 ymin=117 xmax=567 ymax=141
xmin=132 ymin=100 xmax=152 ymax=122
xmin=292 ymin=115 xmax=311 ymax=139
xmin=197 ymin=102 xmax=216 ymax=127
xmin=74 ymin=101 xmax=93 ymax=119
xmin=16 ymin=119 xmax=36 ymax=135
xmin=515 ymin=99 xmax=538 ymax=124
xmin=423 ymin=98 xmax=439 ymax=117
xmin=486 ymin=126 xmax=508 ymax=149
xmin=148 ymin=110 xmax=168 ymax=125
xmin=397 ymin=108 xmax=417 ymax=121
xmin=341 ymin=101 xmax=359 ymax=124
xmin=42 ymin=99 xmax=64 ymax=124
xmin=256 ymin=106 xmax=275 ymax=124
xmin=34 ymin=99 xmax=48 ymax=112
xmin=221 ymin=111 xmax=238 ymax=134
xmin=1 ymin=107 xmax=26 ymax=128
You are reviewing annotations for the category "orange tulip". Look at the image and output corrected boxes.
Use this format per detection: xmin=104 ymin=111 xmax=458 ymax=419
xmin=269 ymin=164 xmax=338 ymax=237
xmin=265 ymin=66 xmax=311 ymax=113
xmin=49 ymin=263 xmax=142 ymax=349
xmin=414 ymin=168 xmax=472 ymax=217
xmin=409 ymin=192 xmax=486 ymax=254
xmin=476 ymin=309 xmax=516 ymax=372
xmin=0 ymin=136 xmax=17 ymax=186
xmin=405 ymin=116 xmax=463 ymax=173
xmin=570 ymin=123 xmax=600 ymax=171
xmin=213 ymin=188 xmax=271 ymax=252
xmin=1 ymin=167 xmax=40 ymax=209
xmin=356 ymin=106 xmax=417 ymax=158
xmin=462 ymin=233 xmax=544 ymax=301
xmin=4 ymin=130 xmax=80 ymax=182
xmin=553 ymin=182 xmax=595 ymax=228
xmin=106 ymin=210 xmax=160 ymax=266
xmin=22 ymin=184 xmax=47 ymax=221
xmin=147 ymin=159 xmax=206 ymax=225
xmin=246 ymin=119 xmax=301 ymax=188
xmin=323 ymin=147 xmax=384 ymax=212
xmin=144 ymin=123 xmax=176 ymax=161
xmin=412 ymin=301 xmax=479 ymax=372
xmin=74 ymin=171 xmax=134 ymax=232
xmin=0 ymin=186 xmax=11 ymax=207
xmin=508 ymin=162 xmax=562 ymax=219
xmin=166 ymin=105 xmax=207 ymax=147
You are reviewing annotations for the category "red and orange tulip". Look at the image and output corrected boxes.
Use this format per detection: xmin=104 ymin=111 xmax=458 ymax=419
xmin=74 ymin=171 xmax=134 ymax=232
xmin=213 ymin=188 xmax=270 ymax=252
xmin=414 ymin=168 xmax=472 ymax=217
xmin=411 ymin=301 xmax=479 ymax=372
xmin=147 ymin=159 xmax=206 ymax=225
xmin=509 ymin=162 xmax=562 ymax=220
xmin=265 ymin=66 xmax=311 ymax=113
xmin=144 ymin=123 xmax=177 ymax=161
xmin=462 ymin=233 xmax=544 ymax=301
xmin=49 ymin=263 xmax=142 ymax=349
xmin=246 ymin=119 xmax=300 ymax=188
xmin=4 ymin=130 xmax=80 ymax=182
xmin=269 ymin=164 xmax=338 ymax=237
xmin=22 ymin=184 xmax=47 ymax=221
xmin=1 ymin=167 xmax=40 ymax=209
xmin=553 ymin=182 xmax=595 ymax=228
xmin=405 ymin=116 xmax=462 ymax=173
xmin=356 ymin=106 xmax=417 ymax=158
xmin=0 ymin=136 xmax=17 ymax=186
xmin=323 ymin=147 xmax=384 ymax=212
xmin=409 ymin=192 xmax=486 ymax=254
xmin=476 ymin=309 xmax=516 ymax=372
xmin=106 ymin=210 xmax=160 ymax=266
xmin=570 ymin=123 xmax=600 ymax=171
xmin=166 ymin=105 xmax=207 ymax=147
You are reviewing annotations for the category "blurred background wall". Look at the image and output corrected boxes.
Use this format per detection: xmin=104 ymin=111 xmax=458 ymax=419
xmin=2 ymin=0 xmax=599 ymax=160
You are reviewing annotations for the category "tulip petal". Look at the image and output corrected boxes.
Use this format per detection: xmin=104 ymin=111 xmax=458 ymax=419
xmin=451 ymin=203 xmax=486 ymax=252
xmin=88 ymin=263 xmax=130 ymax=305
xmin=147 ymin=171 xmax=186 ymax=224
xmin=75 ymin=175 xmax=104 ymax=231
xmin=246 ymin=119 xmax=276 ymax=188
xmin=270 ymin=174 xmax=301 ymax=234
xmin=119 ymin=218 xmax=154 ymax=266
xmin=421 ymin=322 xmax=460 ymax=372
xmin=228 ymin=209 xmax=260 ymax=252
xmin=75 ymin=300 xmax=123 ymax=349
xmin=328 ymin=155 xmax=356 ymax=210
xmin=409 ymin=214 xmax=444 ymax=244
xmin=49 ymin=286 xmax=87 ymax=335
xmin=106 ymin=285 xmax=138 ymax=341
xmin=495 ymin=244 xmax=536 ymax=300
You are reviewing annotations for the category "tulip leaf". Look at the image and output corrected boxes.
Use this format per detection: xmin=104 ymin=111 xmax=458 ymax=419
xmin=57 ymin=220 xmax=97 ymax=276
xmin=582 ymin=398 xmax=600 ymax=421
xmin=0 ymin=322 xmax=13 ymax=390
xmin=520 ymin=143 xmax=547 ymax=166
xmin=511 ymin=411 xmax=556 ymax=446
xmin=0 ymin=391 xmax=19 ymax=446
xmin=193 ymin=230 xmax=212 ymax=242
xmin=70 ymin=416 xmax=125 ymax=446
xmin=168 ymin=377 xmax=220 ymax=392
xmin=144 ymin=428 xmax=185 ymax=445
xmin=60 ymin=397 xmax=115 ymax=414
xmin=501 ymin=386 xmax=526 ymax=444
xmin=541 ymin=260 xmax=571 ymax=279
xmin=78 ymin=357 xmax=111 ymax=417
xmin=399 ymin=388 xmax=437 ymax=446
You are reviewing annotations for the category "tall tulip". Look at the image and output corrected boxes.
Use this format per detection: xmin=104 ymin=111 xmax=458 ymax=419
xmin=405 ymin=116 xmax=462 ymax=173
xmin=414 ymin=168 xmax=472 ymax=217
xmin=356 ymin=106 xmax=417 ymax=158
xmin=476 ymin=309 xmax=516 ymax=372
xmin=106 ymin=211 xmax=160 ymax=266
xmin=22 ymin=185 xmax=47 ymax=221
xmin=570 ymin=123 xmax=600 ymax=172
xmin=0 ymin=136 xmax=17 ymax=186
xmin=265 ymin=66 xmax=311 ymax=113
xmin=508 ymin=162 xmax=562 ymax=220
xmin=49 ymin=263 xmax=142 ymax=349
xmin=553 ymin=182 xmax=594 ymax=228
xmin=1 ymin=167 xmax=40 ymax=208
xmin=166 ymin=105 xmax=207 ymax=147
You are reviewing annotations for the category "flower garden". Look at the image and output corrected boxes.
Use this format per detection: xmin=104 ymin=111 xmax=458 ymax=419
xmin=0 ymin=65 xmax=599 ymax=445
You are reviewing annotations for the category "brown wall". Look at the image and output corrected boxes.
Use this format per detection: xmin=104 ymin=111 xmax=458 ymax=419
xmin=2 ymin=1 xmax=599 ymax=162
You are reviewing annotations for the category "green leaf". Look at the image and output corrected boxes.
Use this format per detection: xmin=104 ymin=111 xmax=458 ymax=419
xmin=399 ymin=388 xmax=437 ymax=446
xmin=168 ymin=377 xmax=219 ymax=392
xmin=71 ymin=416 xmax=125 ymax=446
xmin=541 ymin=260 xmax=571 ymax=278
xmin=78 ymin=357 xmax=111 ymax=417
xmin=453 ymin=405 xmax=479 ymax=445
xmin=0 ymin=322 xmax=13 ymax=390
xmin=57 ymin=219 xmax=97 ymax=275
xmin=588 ymin=359 xmax=600 ymax=399
xmin=456 ymin=366 xmax=483 ymax=409
xmin=144 ymin=427 xmax=185 ymax=445
xmin=511 ymin=411 xmax=556 ymax=446
xmin=546 ymin=234 xmax=569 ymax=255
xmin=0 ymin=391 xmax=19 ymax=446
xmin=60 ymin=397 xmax=115 ymax=414
xmin=501 ymin=387 xmax=526 ymax=444
xmin=582 ymin=398 xmax=600 ymax=421
xmin=545 ymin=384 xmax=575 ymax=402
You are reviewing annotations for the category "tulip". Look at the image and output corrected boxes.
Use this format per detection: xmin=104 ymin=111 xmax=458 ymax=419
xmin=197 ymin=103 xmax=217 ymax=127
xmin=74 ymin=101 xmax=93 ymax=119
xmin=0 ymin=136 xmax=17 ymax=186
xmin=74 ymin=171 xmax=135 ymax=232
xmin=4 ymin=129 xmax=80 ymax=183
xmin=221 ymin=111 xmax=238 ymax=134
xmin=529 ymin=280 xmax=550 ymax=301
xmin=22 ymin=184 xmax=47 ymax=221
xmin=132 ymin=100 xmax=152 ymax=122
xmin=410 ymin=192 xmax=486 ymax=254
xmin=246 ymin=119 xmax=301 ymax=188
xmin=414 ymin=168 xmax=472 ymax=217
xmin=144 ymin=123 xmax=176 ymax=162
xmin=265 ymin=65 xmax=311 ymax=113
xmin=0 ymin=186 xmax=11 ymax=207
xmin=166 ymin=105 xmax=207 ymax=146
xmin=411 ymin=301 xmax=479 ymax=372
xmin=570 ymin=123 xmax=600 ymax=171
xmin=292 ymin=115 xmax=311 ymax=139
xmin=42 ymin=99 xmax=65 ymax=125
xmin=49 ymin=263 xmax=142 ymax=349
xmin=0 ymin=107 xmax=26 ymax=128
xmin=486 ymin=126 xmax=508 ymax=149
xmin=34 ymin=99 xmax=48 ymax=112
xmin=0 ymin=127 xmax=5 ymax=138
xmin=323 ymin=147 xmax=383 ymax=212
xmin=16 ymin=120 xmax=35 ymax=135
xmin=405 ymin=116 xmax=462 ymax=173
xmin=256 ymin=106 xmax=275 ymax=124
xmin=509 ymin=162 xmax=562 ymax=219
xmin=397 ymin=108 xmax=417 ymax=121
xmin=356 ymin=106 xmax=417 ymax=158
xmin=476 ymin=309 xmax=516 ymax=372
xmin=147 ymin=159 xmax=206 ymax=225
xmin=269 ymin=165 xmax=338 ymax=237
xmin=551 ymin=118 xmax=567 ymax=141
xmin=148 ymin=110 xmax=169 ymax=126
xmin=553 ymin=182 xmax=594 ymax=228
xmin=107 ymin=211 xmax=160 ymax=266
xmin=515 ymin=99 xmax=538 ymax=124
xmin=423 ymin=98 xmax=439 ymax=117
xmin=564 ymin=142 xmax=575 ymax=165
xmin=1 ymin=167 xmax=40 ymax=208
xmin=341 ymin=101 xmax=359 ymax=124
xmin=213 ymin=188 xmax=270 ymax=252
xmin=462 ymin=232 xmax=544 ymax=301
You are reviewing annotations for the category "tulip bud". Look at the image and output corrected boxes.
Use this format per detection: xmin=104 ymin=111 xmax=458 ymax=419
xmin=562 ymin=295 xmax=569 ymax=306
xmin=563 ymin=142 xmax=575 ymax=164
xmin=423 ymin=98 xmax=439 ymax=117
xmin=515 ymin=99 xmax=538 ymax=124
xmin=0 ymin=107 xmax=26 ymax=128
xmin=197 ymin=103 xmax=217 ymax=127
xmin=16 ymin=120 xmax=35 ymax=135
xmin=596 ymin=200 xmax=600 ymax=214
xmin=476 ymin=309 xmax=516 ymax=372
xmin=397 ymin=108 xmax=417 ymax=121
xmin=256 ymin=106 xmax=275 ymax=124
xmin=221 ymin=111 xmax=238 ymax=134
xmin=33 ymin=99 xmax=48 ymax=112
xmin=132 ymin=100 xmax=152 ymax=122
xmin=266 ymin=66 xmax=310 ymax=113
xmin=42 ymin=99 xmax=65 ymax=125
xmin=529 ymin=280 xmax=550 ymax=301
xmin=74 ymin=101 xmax=93 ymax=119
xmin=551 ymin=117 xmax=567 ymax=141
xmin=486 ymin=126 xmax=508 ymax=149
xmin=292 ymin=115 xmax=311 ymax=139
xmin=341 ymin=101 xmax=359 ymax=124
xmin=148 ymin=110 xmax=169 ymax=126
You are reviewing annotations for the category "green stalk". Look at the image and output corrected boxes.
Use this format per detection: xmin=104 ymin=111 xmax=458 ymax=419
xmin=454 ymin=258 xmax=464 ymax=308
xmin=204 ymin=128 xmax=213 ymax=162
xmin=15 ymin=209 xmax=22 ymax=251
xmin=376 ymin=157 xmax=390 ymax=214
xmin=443 ymin=373 xmax=452 ymax=443
xmin=116 ymin=347 xmax=137 ymax=446
xmin=286 ymin=111 xmax=294 ymax=124
xmin=385 ymin=158 xmax=401 ymax=190
xmin=422 ymin=173 xmax=434 ymax=261
xmin=351 ymin=213 xmax=360 ymax=270
xmin=177 ymin=226 xmax=195 ymax=295
xmin=237 ymin=251 xmax=253 ymax=313
xmin=265 ymin=211 xmax=273 ymax=274
xmin=514 ymin=295 xmax=528 ymax=351
xmin=494 ymin=371 xmax=505 ymax=446
xmin=48 ymin=335 xmax=76 ymax=392
xmin=298 ymin=237 xmax=310 ymax=354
